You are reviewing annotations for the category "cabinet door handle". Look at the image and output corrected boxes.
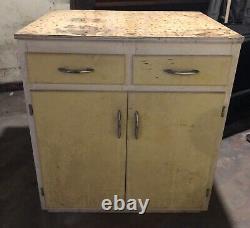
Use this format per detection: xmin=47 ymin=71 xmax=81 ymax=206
xmin=134 ymin=111 xmax=139 ymax=139
xmin=163 ymin=69 xmax=199 ymax=76
xmin=117 ymin=110 xmax=122 ymax=139
xmin=58 ymin=67 xmax=94 ymax=74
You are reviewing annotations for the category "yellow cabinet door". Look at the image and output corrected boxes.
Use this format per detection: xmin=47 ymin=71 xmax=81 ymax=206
xmin=127 ymin=92 xmax=225 ymax=210
xmin=32 ymin=91 xmax=127 ymax=209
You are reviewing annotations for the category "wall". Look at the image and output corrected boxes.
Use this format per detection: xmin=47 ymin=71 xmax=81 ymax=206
xmin=0 ymin=0 xmax=70 ymax=83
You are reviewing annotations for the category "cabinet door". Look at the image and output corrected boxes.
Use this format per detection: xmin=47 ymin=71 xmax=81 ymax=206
xmin=32 ymin=91 xmax=127 ymax=209
xmin=127 ymin=92 xmax=225 ymax=210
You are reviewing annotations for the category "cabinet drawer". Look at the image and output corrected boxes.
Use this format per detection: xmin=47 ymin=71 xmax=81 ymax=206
xmin=27 ymin=53 xmax=125 ymax=84
xmin=133 ymin=56 xmax=232 ymax=86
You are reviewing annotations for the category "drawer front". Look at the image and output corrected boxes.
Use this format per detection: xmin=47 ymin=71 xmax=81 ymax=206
xmin=27 ymin=53 xmax=125 ymax=84
xmin=133 ymin=56 xmax=232 ymax=85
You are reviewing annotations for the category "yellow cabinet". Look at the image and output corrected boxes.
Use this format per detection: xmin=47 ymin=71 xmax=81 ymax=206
xmin=31 ymin=91 xmax=127 ymax=209
xmin=15 ymin=10 xmax=242 ymax=212
xmin=127 ymin=92 xmax=225 ymax=210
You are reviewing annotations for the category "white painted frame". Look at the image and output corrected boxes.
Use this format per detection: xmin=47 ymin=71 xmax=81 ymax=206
xmin=17 ymin=38 xmax=242 ymax=213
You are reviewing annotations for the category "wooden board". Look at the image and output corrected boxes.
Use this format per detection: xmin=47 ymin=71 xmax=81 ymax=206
xmin=133 ymin=55 xmax=232 ymax=86
xmin=27 ymin=53 xmax=125 ymax=84
xmin=14 ymin=10 xmax=243 ymax=41
xmin=126 ymin=92 xmax=225 ymax=210
xmin=31 ymin=91 xmax=127 ymax=209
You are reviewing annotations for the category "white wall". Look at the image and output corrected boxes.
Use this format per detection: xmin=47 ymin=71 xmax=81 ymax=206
xmin=0 ymin=0 xmax=70 ymax=83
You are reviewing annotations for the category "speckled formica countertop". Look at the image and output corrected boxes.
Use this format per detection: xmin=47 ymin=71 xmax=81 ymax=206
xmin=14 ymin=10 xmax=243 ymax=41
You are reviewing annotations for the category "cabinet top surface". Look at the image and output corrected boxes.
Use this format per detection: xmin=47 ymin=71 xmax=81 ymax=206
xmin=15 ymin=10 xmax=243 ymax=41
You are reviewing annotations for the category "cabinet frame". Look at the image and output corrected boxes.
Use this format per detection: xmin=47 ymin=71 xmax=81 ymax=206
xmin=17 ymin=39 xmax=242 ymax=212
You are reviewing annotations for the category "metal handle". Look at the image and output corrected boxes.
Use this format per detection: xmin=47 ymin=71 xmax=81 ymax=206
xmin=117 ymin=110 xmax=122 ymax=139
xmin=58 ymin=67 xmax=94 ymax=74
xmin=134 ymin=111 xmax=139 ymax=139
xmin=164 ymin=69 xmax=199 ymax=76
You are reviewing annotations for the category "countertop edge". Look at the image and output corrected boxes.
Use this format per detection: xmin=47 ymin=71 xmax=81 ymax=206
xmin=14 ymin=34 xmax=245 ymax=44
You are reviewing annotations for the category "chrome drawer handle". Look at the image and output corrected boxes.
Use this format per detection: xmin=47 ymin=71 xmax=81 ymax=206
xmin=164 ymin=69 xmax=199 ymax=76
xmin=58 ymin=67 xmax=94 ymax=74
xmin=134 ymin=111 xmax=139 ymax=139
xmin=117 ymin=110 xmax=122 ymax=139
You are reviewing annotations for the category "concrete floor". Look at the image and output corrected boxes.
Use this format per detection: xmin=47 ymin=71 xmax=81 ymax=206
xmin=0 ymin=91 xmax=250 ymax=228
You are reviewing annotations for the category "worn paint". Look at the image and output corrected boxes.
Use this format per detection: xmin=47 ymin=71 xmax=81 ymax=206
xmin=27 ymin=53 xmax=125 ymax=84
xmin=127 ymin=92 xmax=225 ymax=209
xmin=133 ymin=55 xmax=232 ymax=86
xmin=15 ymin=10 xmax=243 ymax=40
xmin=32 ymin=91 xmax=127 ymax=209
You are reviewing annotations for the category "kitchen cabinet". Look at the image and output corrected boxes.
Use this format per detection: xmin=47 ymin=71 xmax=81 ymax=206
xmin=15 ymin=10 xmax=243 ymax=212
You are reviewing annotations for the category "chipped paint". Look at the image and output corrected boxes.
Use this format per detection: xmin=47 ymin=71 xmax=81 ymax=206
xmin=15 ymin=10 xmax=243 ymax=41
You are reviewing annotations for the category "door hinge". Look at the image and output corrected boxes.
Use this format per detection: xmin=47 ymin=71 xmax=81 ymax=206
xmin=28 ymin=104 xmax=33 ymax=116
xmin=40 ymin=187 xmax=45 ymax=196
xmin=206 ymin=188 xmax=210 ymax=198
xmin=221 ymin=105 xmax=226 ymax=117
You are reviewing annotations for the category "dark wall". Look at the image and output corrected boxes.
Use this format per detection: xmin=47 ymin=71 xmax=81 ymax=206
xmin=70 ymin=0 xmax=209 ymax=12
